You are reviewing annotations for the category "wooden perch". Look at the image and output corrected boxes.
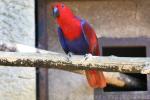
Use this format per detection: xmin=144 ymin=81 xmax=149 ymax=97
xmin=0 ymin=41 xmax=148 ymax=74
xmin=0 ymin=50 xmax=149 ymax=74
xmin=0 ymin=41 xmax=148 ymax=88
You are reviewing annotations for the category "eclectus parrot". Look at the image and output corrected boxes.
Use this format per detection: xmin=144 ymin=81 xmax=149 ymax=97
xmin=52 ymin=3 xmax=106 ymax=88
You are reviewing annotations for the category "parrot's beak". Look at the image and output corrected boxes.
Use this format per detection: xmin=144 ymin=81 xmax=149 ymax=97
xmin=52 ymin=7 xmax=59 ymax=18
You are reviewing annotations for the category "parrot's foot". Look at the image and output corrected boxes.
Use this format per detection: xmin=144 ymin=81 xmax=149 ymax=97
xmin=85 ymin=53 xmax=93 ymax=60
xmin=66 ymin=52 xmax=74 ymax=62
xmin=68 ymin=52 xmax=74 ymax=57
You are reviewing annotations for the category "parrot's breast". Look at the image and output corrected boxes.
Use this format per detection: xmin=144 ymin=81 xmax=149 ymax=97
xmin=65 ymin=33 xmax=89 ymax=55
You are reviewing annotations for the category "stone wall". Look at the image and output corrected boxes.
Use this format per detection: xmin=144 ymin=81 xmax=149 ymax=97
xmin=0 ymin=0 xmax=35 ymax=100
xmin=47 ymin=0 xmax=150 ymax=100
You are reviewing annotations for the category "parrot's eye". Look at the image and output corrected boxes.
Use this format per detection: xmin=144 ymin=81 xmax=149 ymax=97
xmin=61 ymin=4 xmax=64 ymax=8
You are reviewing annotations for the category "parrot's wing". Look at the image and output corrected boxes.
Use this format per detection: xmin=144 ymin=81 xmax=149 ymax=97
xmin=57 ymin=27 xmax=69 ymax=54
xmin=80 ymin=19 xmax=100 ymax=55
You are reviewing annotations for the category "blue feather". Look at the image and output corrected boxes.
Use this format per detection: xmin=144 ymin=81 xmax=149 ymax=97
xmin=57 ymin=27 xmax=69 ymax=54
xmin=65 ymin=32 xmax=89 ymax=55
xmin=57 ymin=24 xmax=89 ymax=55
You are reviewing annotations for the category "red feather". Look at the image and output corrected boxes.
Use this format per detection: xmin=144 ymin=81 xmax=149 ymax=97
xmin=82 ymin=21 xmax=106 ymax=88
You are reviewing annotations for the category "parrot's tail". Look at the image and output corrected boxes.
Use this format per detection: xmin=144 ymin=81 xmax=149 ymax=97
xmin=85 ymin=70 xmax=106 ymax=88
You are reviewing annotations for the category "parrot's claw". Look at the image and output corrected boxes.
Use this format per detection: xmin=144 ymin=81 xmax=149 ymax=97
xmin=85 ymin=53 xmax=93 ymax=60
xmin=68 ymin=52 xmax=74 ymax=57
xmin=66 ymin=52 xmax=74 ymax=62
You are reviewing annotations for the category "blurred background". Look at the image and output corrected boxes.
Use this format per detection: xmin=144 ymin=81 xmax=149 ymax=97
xmin=0 ymin=0 xmax=35 ymax=100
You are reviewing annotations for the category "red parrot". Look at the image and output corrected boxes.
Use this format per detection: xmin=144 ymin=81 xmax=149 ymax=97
xmin=52 ymin=3 xmax=106 ymax=88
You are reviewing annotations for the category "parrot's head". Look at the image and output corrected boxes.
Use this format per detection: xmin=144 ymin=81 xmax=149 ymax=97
xmin=52 ymin=3 xmax=74 ymax=24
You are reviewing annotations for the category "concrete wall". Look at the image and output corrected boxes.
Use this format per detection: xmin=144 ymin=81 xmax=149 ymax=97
xmin=0 ymin=0 xmax=35 ymax=100
xmin=47 ymin=0 xmax=150 ymax=100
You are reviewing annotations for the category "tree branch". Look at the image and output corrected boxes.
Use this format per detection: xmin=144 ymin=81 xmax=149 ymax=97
xmin=0 ymin=41 xmax=148 ymax=88
xmin=0 ymin=51 xmax=149 ymax=74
